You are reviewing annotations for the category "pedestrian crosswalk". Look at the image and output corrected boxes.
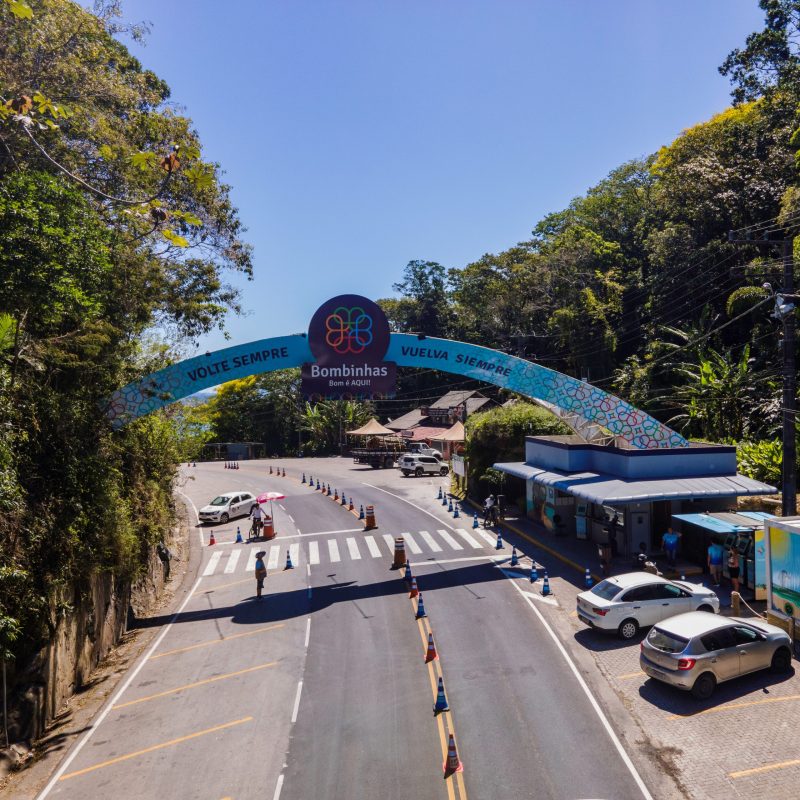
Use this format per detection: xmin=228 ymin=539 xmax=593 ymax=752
xmin=201 ymin=527 xmax=503 ymax=577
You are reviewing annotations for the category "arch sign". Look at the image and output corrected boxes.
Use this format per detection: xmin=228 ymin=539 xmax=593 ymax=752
xmin=106 ymin=294 xmax=688 ymax=450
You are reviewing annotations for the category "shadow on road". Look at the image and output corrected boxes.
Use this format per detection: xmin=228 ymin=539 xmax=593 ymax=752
xmin=573 ymin=627 xmax=645 ymax=652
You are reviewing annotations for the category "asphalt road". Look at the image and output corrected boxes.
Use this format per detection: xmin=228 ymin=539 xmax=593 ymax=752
xmin=36 ymin=457 xmax=654 ymax=800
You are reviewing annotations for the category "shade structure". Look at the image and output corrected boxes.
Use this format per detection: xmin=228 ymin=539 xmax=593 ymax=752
xmin=346 ymin=418 xmax=395 ymax=436
xmin=257 ymin=491 xmax=286 ymax=503
xmin=430 ymin=421 xmax=465 ymax=442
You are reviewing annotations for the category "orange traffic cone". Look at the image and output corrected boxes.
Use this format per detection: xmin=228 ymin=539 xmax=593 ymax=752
xmin=444 ymin=734 xmax=463 ymax=776
xmin=424 ymin=632 xmax=438 ymax=663
xmin=208 ymin=531 xmax=216 ymax=546
xmin=409 ymin=576 xmax=419 ymax=598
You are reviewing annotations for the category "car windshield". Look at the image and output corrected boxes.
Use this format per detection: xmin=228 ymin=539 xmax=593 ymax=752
xmin=648 ymin=628 xmax=689 ymax=653
xmin=209 ymin=496 xmax=229 ymax=506
xmin=589 ymin=580 xmax=621 ymax=601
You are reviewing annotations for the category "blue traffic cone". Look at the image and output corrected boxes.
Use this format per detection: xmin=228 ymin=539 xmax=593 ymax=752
xmin=302 ymin=473 xmax=306 ymax=484
xmin=584 ymin=567 xmax=593 ymax=588
xmin=316 ymin=479 xmax=321 ymax=490
xmin=341 ymin=493 xmax=347 ymax=506
xmin=472 ymin=512 xmax=479 ymax=529
xmin=415 ymin=593 xmax=427 ymax=619
xmin=453 ymin=503 xmax=460 ymax=519
xmin=326 ymin=484 xmax=332 ymax=496
xmin=433 ymin=677 xmax=449 ymax=713
xmin=403 ymin=561 xmax=412 ymax=583
xmin=510 ymin=547 xmax=519 ymax=566
xmin=495 ymin=531 xmax=503 ymax=550
xmin=437 ymin=486 xmax=443 ymax=500
xmin=448 ymin=499 xmax=453 ymax=513
xmin=530 ymin=563 xmax=538 ymax=583
xmin=235 ymin=527 xmax=243 ymax=543
xmin=441 ymin=494 xmax=447 ymax=506
xmin=285 ymin=549 xmax=294 ymax=570
xmin=359 ymin=505 xmax=365 ymax=520
xmin=542 ymin=571 xmax=551 ymax=596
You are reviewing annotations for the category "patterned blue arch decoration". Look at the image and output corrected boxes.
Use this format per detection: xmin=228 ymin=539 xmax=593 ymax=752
xmin=106 ymin=332 xmax=688 ymax=449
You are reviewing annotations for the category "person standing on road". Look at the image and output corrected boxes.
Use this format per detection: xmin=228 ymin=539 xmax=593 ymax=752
xmin=708 ymin=541 xmax=724 ymax=586
xmin=728 ymin=546 xmax=741 ymax=593
xmin=254 ymin=552 xmax=267 ymax=600
xmin=661 ymin=527 xmax=681 ymax=567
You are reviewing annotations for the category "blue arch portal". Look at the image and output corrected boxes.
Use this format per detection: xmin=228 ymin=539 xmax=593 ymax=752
xmin=107 ymin=333 xmax=688 ymax=449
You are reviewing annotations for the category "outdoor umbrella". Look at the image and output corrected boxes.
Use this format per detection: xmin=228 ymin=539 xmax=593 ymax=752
xmin=256 ymin=491 xmax=286 ymax=525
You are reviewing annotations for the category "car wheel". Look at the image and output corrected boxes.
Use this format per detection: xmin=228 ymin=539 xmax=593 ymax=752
xmin=439 ymin=466 xmax=449 ymax=476
xmin=415 ymin=467 xmax=424 ymax=477
xmin=771 ymin=647 xmax=792 ymax=673
xmin=691 ymin=672 xmax=716 ymax=700
xmin=220 ymin=513 xmax=229 ymax=524
xmin=697 ymin=604 xmax=714 ymax=613
xmin=617 ymin=619 xmax=639 ymax=640
xmin=402 ymin=470 xmax=411 ymax=477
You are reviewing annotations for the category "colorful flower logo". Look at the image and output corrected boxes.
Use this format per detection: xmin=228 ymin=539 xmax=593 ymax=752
xmin=325 ymin=306 xmax=373 ymax=354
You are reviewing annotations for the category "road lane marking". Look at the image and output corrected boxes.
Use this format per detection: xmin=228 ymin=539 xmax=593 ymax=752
xmin=381 ymin=533 xmax=396 ymax=554
xmin=291 ymin=680 xmax=304 ymax=723
xmin=364 ymin=535 xmax=382 ymax=557
xmin=455 ymin=528 xmax=482 ymax=549
xmin=328 ymin=539 xmax=341 ymax=562
xmin=289 ymin=542 xmax=300 ymax=566
xmin=362 ymin=482 xmax=457 ymax=530
xmin=58 ymin=717 xmax=253 ymax=782
xmin=403 ymin=531 xmax=422 ymax=554
xmin=297 ymin=527 xmax=364 ymax=537
xmin=437 ymin=529 xmax=463 ymax=550
xmin=308 ymin=540 xmax=320 ymax=564
xmin=195 ymin=577 xmax=251 ymax=595
xmin=36 ymin=575 xmax=206 ymax=796
xmin=418 ymin=531 xmax=442 ymax=552
xmin=273 ymin=773 xmax=285 ymax=800
xmin=202 ymin=551 xmax=222 ymax=576
xmin=730 ymin=757 xmax=800 ymax=779
xmin=503 ymin=574 xmax=653 ymax=799
xmin=112 ymin=662 xmax=277 ymax=710
xmin=346 ymin=537 xmax=361 ymax=560
xmin=176 ymin=490 xmax=203 ymax=547
xmin=267 ymin=545 xmax=280 ymax=570
xmin=667 ymin=692 xmax=800 ymax=720
xmin=224 ymin=548 xmax=242 ymax=574
xmin=477 ymin=529 xmax=497 ymax=547
xmin=304 ymin=617 xmax=311 ymax=648
xmin=617 ymin=671 xmax=645 ymax=680
xmin=150 ymin=625 xmax=284 ymax=660
xmin=246 ymin=549 xmax=258 ymax=573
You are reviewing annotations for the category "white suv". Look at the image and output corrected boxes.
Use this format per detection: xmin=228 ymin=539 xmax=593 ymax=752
xmin=398 ymin=454 xmax=449 ymax=477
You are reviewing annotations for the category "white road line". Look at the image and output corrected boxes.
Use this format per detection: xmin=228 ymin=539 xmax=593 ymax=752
xmin=291 ymin=679 xmax=304 ymax=723
xmin=267 ymin=545 xmax=280 ymax=571
xmin=436 ymin=529 xmax=463 ymax=550
xmin=279 ymin=504 xmax=286 ymax=511
xmin=381 ymin=533 xmax=396 ymax=554
xmin=504 ymin=575 xmax=653 ymax=799
xmin=362 ymin=482 xmax=456 ymax=530
xmin=289 ymin=543 xmax=300 ymax=567
xmin=304 ymin=617 xmax=311 ymax=648
xmin=418 ymin=530 xmax=442 ymax=552
xmin=288 ymin=515 xmax=295 ymax=523
xmin=346 ymin=537 xmax=361 ymax=560
xmin=304 ymin=528 xmax=364 ymax=536
xmin=273 ymin=773 xmax=284 ymax=800
xmin=176 ymin=490 xmax=203 ymax=547
xmin=478 ymin=529 xmax=498 ymax=547
xmin=308 ymin=540 xmax=320 ymax=565
xmin=364 ymin=535 xmax=382 ymax=558
xmin=202 ymin=551 xmax=222 ymax=576
xmin=328 ymin=539 xmax=341 ymax=562
xmin=34 ymin=575 xmax=204 ymax=800
xmin=246 ymin=549 xmax=258 ymax=573
xmin=455 ymin=527 xmax=483 ymax=548
xmin=403 ymin=531 xmax=422 ymax=554
xmin=224 ymin=548 xmax=242 ymax=573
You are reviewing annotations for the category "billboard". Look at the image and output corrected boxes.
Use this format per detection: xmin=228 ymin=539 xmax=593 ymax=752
xmin=766 ymin=517 xmax=800 ymax=619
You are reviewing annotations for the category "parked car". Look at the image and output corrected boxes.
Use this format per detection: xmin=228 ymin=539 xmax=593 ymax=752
xmin=640 ymin=611 xmax=793 ymax=699
xmin=397 ymin=453 xmax=449 ymax=477
xmin=198 ymin=491 xmax=257 ymax=524
xmin=576 ymin=572 xmax=719 ymax=640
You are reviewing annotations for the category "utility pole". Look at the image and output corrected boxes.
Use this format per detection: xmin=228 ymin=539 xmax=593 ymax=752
xmin=729 ymin=230 xmax=796 ymax=515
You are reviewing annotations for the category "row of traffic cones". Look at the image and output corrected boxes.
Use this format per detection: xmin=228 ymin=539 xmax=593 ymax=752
xmin=309 ymin=473 xmax=370 ymax=527
xmin=269 ymin=465 xmax=287 ymax=477
xmin=224 ymin=461 xmax=239 ymax=469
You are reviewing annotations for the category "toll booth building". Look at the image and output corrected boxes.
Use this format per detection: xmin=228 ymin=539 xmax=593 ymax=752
xmin=495 ymin=436 xmax=776 ymax=559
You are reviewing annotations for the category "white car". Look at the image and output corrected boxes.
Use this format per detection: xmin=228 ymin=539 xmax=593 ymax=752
xmin=198 ymin=491 xmax=257 ymax=524
xmin=576 ymin=572 xmax=719 ymax=640
xmin=398 ymin=453 xmax=448 ymax=477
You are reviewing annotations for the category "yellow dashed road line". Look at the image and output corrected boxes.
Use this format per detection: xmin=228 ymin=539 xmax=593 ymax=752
xmin=667 ymin=692 xmax=800 ymax=720
xmin=150 ymin=624 xmax=284 ymax=660
xmin=731 ymin=757 xmax=800 ymax=779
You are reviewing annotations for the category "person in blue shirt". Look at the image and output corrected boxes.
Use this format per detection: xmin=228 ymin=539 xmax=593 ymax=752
xmin=661 ymin=527 xmax=681 ymax=567
xmin=707 ymin=541 xmax=724 ymax=586
xmin=254 ymin=552 xmax=267 ymax=600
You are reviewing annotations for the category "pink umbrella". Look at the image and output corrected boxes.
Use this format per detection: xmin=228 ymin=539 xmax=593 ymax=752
xmin=256 ymin=491 xmax=286 ymax=525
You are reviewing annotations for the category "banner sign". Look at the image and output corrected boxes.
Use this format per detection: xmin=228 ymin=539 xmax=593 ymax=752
xmin=452 ymin=454 xmax=466 ymax=477
xmin=301 ymin=294 xmax=397 ymax=400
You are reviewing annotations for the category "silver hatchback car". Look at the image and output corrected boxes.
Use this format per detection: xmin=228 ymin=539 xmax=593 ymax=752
xmin=640 ymin=611 xmax=793 ymax=699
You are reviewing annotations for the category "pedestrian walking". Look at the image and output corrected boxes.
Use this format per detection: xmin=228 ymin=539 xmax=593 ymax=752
xmin=661 ymin=527 xmax=681 ymax=567
xmin=727 ymin=546 xmax=740 ymax=593
xmin=254 ymin=550 xmax=267 ymax=599
xmin=707 ymin=541 xmax=724 ymax=587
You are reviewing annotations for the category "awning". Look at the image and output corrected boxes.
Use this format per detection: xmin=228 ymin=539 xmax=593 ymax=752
xmin=346 ymin=418 xmax=395 ymax=436
xmin=493 ymin=462 xmax=777 ymax=505
xmin=430 ymin=421 xmax=465 ymax=442
xmin=406 ymin=426 xmax=450 ymax=441
xmin=672 ymin=511 xmax=775 ymax=534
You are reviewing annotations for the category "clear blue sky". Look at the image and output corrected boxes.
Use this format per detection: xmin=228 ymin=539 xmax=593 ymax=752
xmin=120 ymin=0 xmax=764 ymax=353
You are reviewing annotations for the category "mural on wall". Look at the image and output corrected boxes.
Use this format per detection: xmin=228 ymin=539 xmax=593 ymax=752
xmin=105 ymin=300 xmax=689 ymax=450
xmin=768 ymin=522 xmax=800 ymax=618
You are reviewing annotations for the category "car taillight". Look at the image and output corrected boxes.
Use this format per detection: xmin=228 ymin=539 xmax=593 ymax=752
xmin=677 ymin=658 xmax=696 ymax=671
xmin=592 ymin=607 xmax=607 ymax=616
